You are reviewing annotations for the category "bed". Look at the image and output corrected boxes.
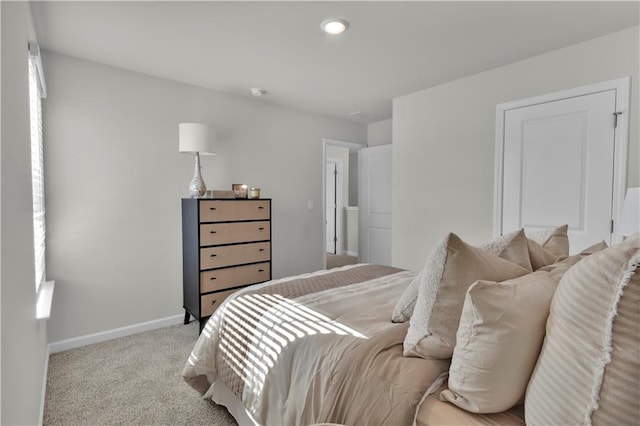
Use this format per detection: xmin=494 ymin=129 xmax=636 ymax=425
xmin=184 ymin=229 xmax=640 ymax=425
xmin=183 ymin=264 xmax=450 ymax=425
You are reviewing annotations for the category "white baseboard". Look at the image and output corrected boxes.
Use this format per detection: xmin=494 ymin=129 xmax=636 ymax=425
xmin=346 ymin=251 xmax=358 ymax=257
xmin=48 ymin=314 xmax=184 ymax=354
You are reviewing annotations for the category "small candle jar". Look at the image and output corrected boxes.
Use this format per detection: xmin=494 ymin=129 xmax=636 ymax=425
xmin=248 ymin=187 xmax=261 ymax=199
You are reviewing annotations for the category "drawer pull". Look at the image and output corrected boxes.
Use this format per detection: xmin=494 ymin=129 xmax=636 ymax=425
xmin=211 ymin=299 xmax=217 ymax=305
xmin=259 ymin=248 xmax=265 ymax=252
xmin=258 ymin=269 xmax=265 ymax=272
xmin=210 ymin=254 xmax=217 ymax=257
xmin=210 ymin=230 xmax=217 ymax=234
xmin=258 ymin=227 xmax=265 ymax=231
xmin=258 ymin=206 xmax=264 ymax=209
xmin=209 ymin=207 xmax=217 ymax=211
xmin=209 ymin=277 xmax=217 ymax=280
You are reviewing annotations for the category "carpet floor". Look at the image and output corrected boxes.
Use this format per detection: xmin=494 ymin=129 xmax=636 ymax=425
xmin=44 ymin=322 xmax=238 ymax=425
xmin=326 ymin=253 xmax=358 ymax=269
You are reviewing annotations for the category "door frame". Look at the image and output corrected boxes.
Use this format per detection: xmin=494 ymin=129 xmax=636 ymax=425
xmin=322 ymin=138 xmax=367 ymax=268
xmin=493 ymin=77 xmax=630 ymax=243
xmin=325 ymin=158 xmax=343 ymax=254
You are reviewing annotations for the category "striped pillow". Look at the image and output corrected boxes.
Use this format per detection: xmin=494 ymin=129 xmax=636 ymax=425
xmin=525 ymin=235 xmax=640 ymax=425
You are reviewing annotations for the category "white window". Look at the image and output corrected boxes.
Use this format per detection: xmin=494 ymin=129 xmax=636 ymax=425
xmin=29 ymin=41 xmax=47 ymax=293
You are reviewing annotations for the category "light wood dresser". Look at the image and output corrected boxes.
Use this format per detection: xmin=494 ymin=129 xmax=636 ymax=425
xmin=181 ymin=198 xmax=272 ymax=331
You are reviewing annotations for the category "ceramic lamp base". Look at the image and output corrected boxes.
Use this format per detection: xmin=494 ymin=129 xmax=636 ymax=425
xmin=189 ymin=153 xmax=207 ymax=198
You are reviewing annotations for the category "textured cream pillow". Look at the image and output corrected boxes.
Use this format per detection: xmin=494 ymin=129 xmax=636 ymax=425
xmin=391 ymin=270 xmax=422 ymax=323
xmin=403 ymin=233 xmax=530 ymax=359
xmin=525 ymin=235 xmax=640 ymax=425
xmin=440 ymin=270 xmax=557 ymax=413
xmin=391 ymin=229 xmax=531 ymax=323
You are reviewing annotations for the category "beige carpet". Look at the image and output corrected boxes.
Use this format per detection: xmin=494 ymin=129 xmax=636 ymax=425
xmin=326 ymin=253 xmax=358 ymax=269
xmin=44 ymin=322 xmax=237 ymax=425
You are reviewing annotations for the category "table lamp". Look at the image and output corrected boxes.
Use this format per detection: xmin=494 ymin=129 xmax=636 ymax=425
xmin=179 ymin=123 xmax=216 ymax=198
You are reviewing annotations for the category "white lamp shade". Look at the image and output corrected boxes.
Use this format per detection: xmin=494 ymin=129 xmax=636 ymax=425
xmin=618 ymin=187 xmax=640 ymax=236
xmin=179 ymin=123 xmax=216 ymax=154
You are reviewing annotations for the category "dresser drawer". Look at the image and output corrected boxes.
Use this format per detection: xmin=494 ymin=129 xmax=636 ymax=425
xmin=200 ymin=242 xmax=271 ymax=270
xmin=199 ymin=200 xmax=270 ymax=222
xmin=200 ymin=262 xmax=270 ymax=293
xmin=200 ymin=288 xmax=237 ymax=317
xmin=200 ymin=221 xmax=270 ymax=246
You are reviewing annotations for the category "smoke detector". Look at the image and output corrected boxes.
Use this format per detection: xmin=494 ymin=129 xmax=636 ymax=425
xmin=251 ymin=88 xmax=266 ymax=96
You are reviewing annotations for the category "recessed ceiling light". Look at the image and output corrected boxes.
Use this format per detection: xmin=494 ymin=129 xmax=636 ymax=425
xmin=250 ymin=88 xmax=266 ymax=96
xmin=321 ymin=18 xmax=349 ymax=35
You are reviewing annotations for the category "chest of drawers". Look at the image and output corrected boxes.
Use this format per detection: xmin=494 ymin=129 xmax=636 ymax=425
xmin=181 ymin=198 xmax=272 ymax=331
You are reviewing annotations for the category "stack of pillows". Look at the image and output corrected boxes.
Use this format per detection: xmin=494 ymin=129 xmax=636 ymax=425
xmin=392 ymin=225 xmax=640 ymax=422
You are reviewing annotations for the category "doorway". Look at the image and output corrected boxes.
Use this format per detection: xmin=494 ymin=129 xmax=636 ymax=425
xmin=322 ymin=138 xmax=366 ymax=269
xmin=494 ymin=77 xmax=630 ymax=252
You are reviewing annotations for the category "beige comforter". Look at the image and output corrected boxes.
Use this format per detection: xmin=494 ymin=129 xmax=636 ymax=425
xmin=183 ymin=264 xmax=449 ymax=426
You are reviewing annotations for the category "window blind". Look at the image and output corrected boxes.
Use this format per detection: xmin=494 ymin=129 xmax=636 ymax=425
xmin=29 ymin=42 xmax=46 ymax=293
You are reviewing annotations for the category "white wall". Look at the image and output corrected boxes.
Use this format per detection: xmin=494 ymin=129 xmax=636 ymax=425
xmin=367 ymin=119 xmax=392 ymax=146
xmin=348 ymin=152 xmax=358 ymax=206
xmin=1 ymin=3 xmax=3 ymax=420
xmin=345 ymin=207 xmax=358 ymax=256
xmin=393 ymin=26 xmax=640 ymax=271
xmin=1 ymin=2 xmax=49 ymax=424
xmin=43 ymin=52 xmax=365 ymax=342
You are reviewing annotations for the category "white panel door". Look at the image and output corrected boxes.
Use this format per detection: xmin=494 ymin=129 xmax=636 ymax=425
xmin=359 ymin=145 xmax=392 ymax=265
xmin=502 ymin=90 xmax=616 ymax=252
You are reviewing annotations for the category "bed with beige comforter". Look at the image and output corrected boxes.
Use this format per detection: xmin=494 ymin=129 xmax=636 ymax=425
xmin=183 ymin=264 xmax=450 ymax=425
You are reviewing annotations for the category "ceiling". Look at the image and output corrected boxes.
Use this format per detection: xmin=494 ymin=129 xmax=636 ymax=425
xmin=30 ymin=1 xmax=639 ymax=124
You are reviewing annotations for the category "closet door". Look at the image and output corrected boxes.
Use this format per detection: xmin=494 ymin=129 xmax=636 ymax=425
xmin=359 ymin=144 xmax=392 ymax=265
xmin=500 ymin=89 xmax=617 ymax=252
